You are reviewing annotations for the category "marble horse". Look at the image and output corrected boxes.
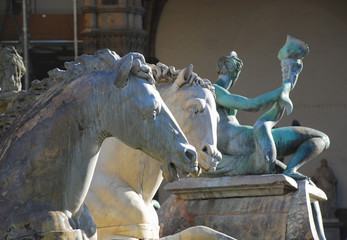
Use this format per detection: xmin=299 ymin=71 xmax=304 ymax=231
xmin=86 ymin=62 xmax=222 ymax=239
xmin=0 ymin=50 xmax=198 ymax=239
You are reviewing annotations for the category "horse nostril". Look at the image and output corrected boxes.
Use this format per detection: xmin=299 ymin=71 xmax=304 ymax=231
xmin=202 ymin=146 xmax=208 ymax=153
xmin=185 ymin=148 xmax=196 ymax=162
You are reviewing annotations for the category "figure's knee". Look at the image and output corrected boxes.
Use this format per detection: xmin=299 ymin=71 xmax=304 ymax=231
xmin=321 ymin=133 xmax=330 ymax=150
xmin=314 ymin=131 xmax=330 ymax=151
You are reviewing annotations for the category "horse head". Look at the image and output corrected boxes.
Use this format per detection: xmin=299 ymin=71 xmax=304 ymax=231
xmin=158 ymin=64 xmax=222 ymax=173
xmin=109 ymin=53 xmax=199 ymax=182
xmin=0 ymin=51 xmax=199 ymax=238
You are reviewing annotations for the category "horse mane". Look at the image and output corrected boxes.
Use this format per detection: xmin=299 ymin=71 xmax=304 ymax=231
xmin=0 ymin=50 xmax=212 ymax=138
xmin=150 ymin=62 xmax=215 ymax=96
xmin=0 ymin=49 xmax=125 ymax=138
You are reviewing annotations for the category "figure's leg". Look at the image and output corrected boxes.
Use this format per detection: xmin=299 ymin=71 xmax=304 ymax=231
xmin=215 ymin=121 xmax=261 ymax=175
xmin=272 ymin=127 xmax=330 ymax=179
xmin=253 ymin=102 xmax=286 ymax=172
xmin=283 ymin=137 xmax=328 ymax=177
xmin=217 ymin=120 xmax=255 ymax=156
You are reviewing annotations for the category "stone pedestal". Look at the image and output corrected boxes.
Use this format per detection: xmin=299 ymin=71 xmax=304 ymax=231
xmin=158 ymin=175 xmax=327 ymax=240
xmin=323 ymin=218 xmax=342 ymax=240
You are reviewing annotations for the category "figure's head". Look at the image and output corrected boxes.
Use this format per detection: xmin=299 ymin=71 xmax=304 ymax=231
xmin=216 ymin=51 xmax=243 ymax=89
xmin=321 ymin=158 xmax=328 ymax=166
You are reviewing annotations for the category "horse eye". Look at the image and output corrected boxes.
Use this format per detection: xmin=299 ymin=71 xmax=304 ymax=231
xmin=189 ymin=106 xmax=199 ymax=115
xmin=151 ymin=111 xmax=157 ymax=121
xmin=144 ymin=111 xmax=156 ymax=121
xmin=191 ymin=105 xmax=204 ymax=115
xmin=144 ymin=107 xmax=159 ymax=121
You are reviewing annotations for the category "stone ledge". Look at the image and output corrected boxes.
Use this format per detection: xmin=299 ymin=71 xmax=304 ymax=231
xmin=307 ymin=183 xmax=327 ymax=202
xmin=164 ymin=174 xmax=298 ymax=200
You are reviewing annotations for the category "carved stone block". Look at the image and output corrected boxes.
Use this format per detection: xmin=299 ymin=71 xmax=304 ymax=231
xmin=158 ymin=175 xmax=327 ymax=240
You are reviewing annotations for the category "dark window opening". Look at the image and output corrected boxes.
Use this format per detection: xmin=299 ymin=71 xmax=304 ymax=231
xmin=102 ymin=0 xmax=118 ymax=5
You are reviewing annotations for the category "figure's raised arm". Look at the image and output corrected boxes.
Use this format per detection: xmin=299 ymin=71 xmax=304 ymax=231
xmin=214 ymin=83 xmax=283 ymax=112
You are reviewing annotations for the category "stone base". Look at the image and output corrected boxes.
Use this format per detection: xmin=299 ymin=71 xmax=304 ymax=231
xmin=158 ymin=174 xmax=327 ymax=240
xmin=323 ymin=218 xmax=342 ymax=240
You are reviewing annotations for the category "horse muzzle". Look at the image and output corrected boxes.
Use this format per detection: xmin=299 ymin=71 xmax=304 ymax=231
xmin=162 ymin=144 xmax=198 ymax=182
xmin=198 ymin=144 xmax=222 ymax=173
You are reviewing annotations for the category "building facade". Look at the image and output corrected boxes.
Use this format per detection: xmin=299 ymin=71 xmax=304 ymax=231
xmin=1 ymin=0 xmax=346 ymax=238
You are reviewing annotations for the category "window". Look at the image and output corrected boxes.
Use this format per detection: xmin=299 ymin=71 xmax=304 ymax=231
xmin=102 ymin=0 xmax=118 ymax=4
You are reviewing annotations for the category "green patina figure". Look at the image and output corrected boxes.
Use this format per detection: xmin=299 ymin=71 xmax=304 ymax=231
xmin=211 ymin=36 xmax=330 ymax=180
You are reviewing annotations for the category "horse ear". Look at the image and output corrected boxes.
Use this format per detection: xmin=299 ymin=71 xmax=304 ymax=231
xmin=172 ymin=64 xmax=194 ymax=90
xmin=114 ymin=54 xmax=134 ymax=88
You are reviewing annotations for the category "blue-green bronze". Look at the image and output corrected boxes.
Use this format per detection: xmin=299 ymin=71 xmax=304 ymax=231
xmin=211 ymin=41 xmax=329 ymax=180
xmin=278 ymin=35 xmax=309 ymax=60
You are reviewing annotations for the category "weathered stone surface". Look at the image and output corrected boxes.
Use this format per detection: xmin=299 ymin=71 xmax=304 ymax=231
xmin=164 ymin=174 xmax=297 ymax=200
xmin=0 ymin=50 xmax=198 ymax=239
xmin=158 ymin=175 xmax=327 ymax=240
xmin=0 ymin=46 xmax=25 ymax=114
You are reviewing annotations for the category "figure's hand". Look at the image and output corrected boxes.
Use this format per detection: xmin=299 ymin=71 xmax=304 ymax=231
xmin=281 ymin=59 xmax=303 ymax=90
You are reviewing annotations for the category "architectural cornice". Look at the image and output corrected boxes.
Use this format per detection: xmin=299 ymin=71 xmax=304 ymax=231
xmin=81 ymin=5 xmax=145 ymax=15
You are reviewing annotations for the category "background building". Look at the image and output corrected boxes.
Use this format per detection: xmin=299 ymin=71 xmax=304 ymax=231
xmin=155 ymin=2 xmax=347 ymax=238
xmin=1 ymin=0 xmax=346 ymax=238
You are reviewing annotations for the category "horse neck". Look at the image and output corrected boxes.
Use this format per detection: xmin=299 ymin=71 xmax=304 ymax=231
xmin=56 ymin=75 xmax=115 ymax=212
xmin=58 ymin=78 xmax=107 ymax=157
xmin=0 ymin=77 xmax=110 ymax=213
xmin=93 ymin=137 xmax=163 ymax=204
xmin=2 ymin=79 xmax=99 ymax=155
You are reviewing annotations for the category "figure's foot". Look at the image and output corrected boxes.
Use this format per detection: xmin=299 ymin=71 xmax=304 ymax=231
xmin=283 ymin=169 xmax=309 ymax=180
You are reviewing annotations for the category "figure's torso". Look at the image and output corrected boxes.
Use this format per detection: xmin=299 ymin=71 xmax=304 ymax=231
xmin=217 ymin=106 xmax=256 ymax=156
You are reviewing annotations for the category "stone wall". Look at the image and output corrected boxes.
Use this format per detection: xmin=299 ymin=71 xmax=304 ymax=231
xmin=155 ymin=0 xmax=347 ymax=212
xmin=81 ymin=0 xmax=147 ymax=55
